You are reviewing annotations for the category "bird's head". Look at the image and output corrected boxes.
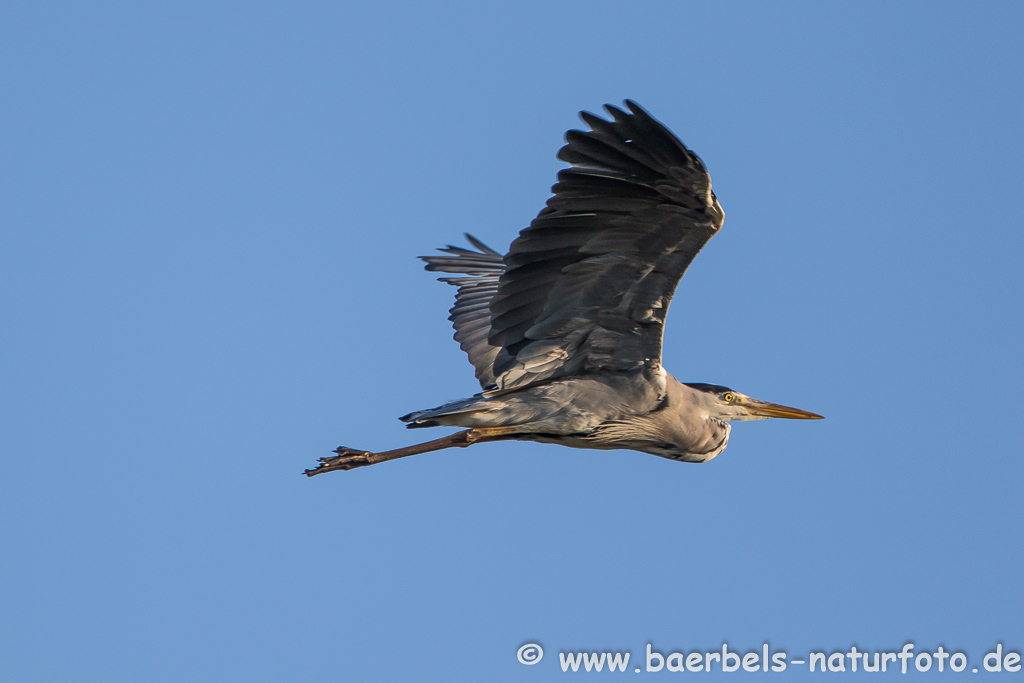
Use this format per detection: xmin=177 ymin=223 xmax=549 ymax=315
xmin=684 ymin=383 xmax=824 ymax=422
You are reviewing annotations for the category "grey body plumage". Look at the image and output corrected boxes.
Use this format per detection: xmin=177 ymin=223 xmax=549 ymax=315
xmin=305 ymin=101 xmax=821 ymax=476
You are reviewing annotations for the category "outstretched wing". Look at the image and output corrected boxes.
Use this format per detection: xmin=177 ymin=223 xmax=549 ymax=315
xmin=421 ymin=234 xmax=505 ymax=388
xmin=487 ymin=100 xmax=725 ymax=390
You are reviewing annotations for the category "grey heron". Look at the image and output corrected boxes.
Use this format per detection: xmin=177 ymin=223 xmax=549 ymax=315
xmin=305 ymin=100 xmax=821 ymax=476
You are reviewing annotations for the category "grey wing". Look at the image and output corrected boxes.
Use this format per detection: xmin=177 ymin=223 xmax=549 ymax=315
xmin=421 ymin=234 xmax=505 ymax=389
xmin=487 ymin=100 xmax=726 ymax=390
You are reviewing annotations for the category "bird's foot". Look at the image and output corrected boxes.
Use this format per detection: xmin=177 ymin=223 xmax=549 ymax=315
xmin=303 ymin=447 xmax=373 ymax=477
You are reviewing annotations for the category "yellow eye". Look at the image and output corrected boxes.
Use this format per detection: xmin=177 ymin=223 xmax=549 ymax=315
xmin=723 ymin=393 xmax=735 ymax=402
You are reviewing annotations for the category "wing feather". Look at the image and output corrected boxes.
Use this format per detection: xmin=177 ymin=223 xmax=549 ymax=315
xmin=419 ymin=101 xmax=724 ymax=393
xmin=421 ymin=236 xmax=505 ymax=388
xmin=486 ymin=100 xmax=725 ymax=390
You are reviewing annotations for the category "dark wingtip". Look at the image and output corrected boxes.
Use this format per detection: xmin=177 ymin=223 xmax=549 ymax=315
xmin=603 ymin=102 xmax=628 ymax=121
xmin=463 ymin=233 xmax=500 ymax=255
xmin=623 ymin=99 xmax=648 ymax=116
xmin=418 ymin=234 xmax=501 ymax=270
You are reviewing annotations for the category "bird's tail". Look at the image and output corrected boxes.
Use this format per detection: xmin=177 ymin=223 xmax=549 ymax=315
xmin=398 ymin=395 xmax=496 ymax=428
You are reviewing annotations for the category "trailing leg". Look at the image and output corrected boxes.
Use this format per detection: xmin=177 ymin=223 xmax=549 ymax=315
xmin=304 ymin=427 xmax=519 ymax=476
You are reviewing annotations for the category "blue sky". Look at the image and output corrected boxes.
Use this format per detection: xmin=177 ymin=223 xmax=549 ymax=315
xmin=2 ymin=1 xmax=1022 ymax=680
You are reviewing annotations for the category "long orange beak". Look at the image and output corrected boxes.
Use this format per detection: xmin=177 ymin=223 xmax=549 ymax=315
xmin=745 ymin=399 xmax=824 ymax=420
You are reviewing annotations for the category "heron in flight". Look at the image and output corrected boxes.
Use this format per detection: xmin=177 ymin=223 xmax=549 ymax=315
xmin=305 ymin=100 xmax=821 ymax=476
